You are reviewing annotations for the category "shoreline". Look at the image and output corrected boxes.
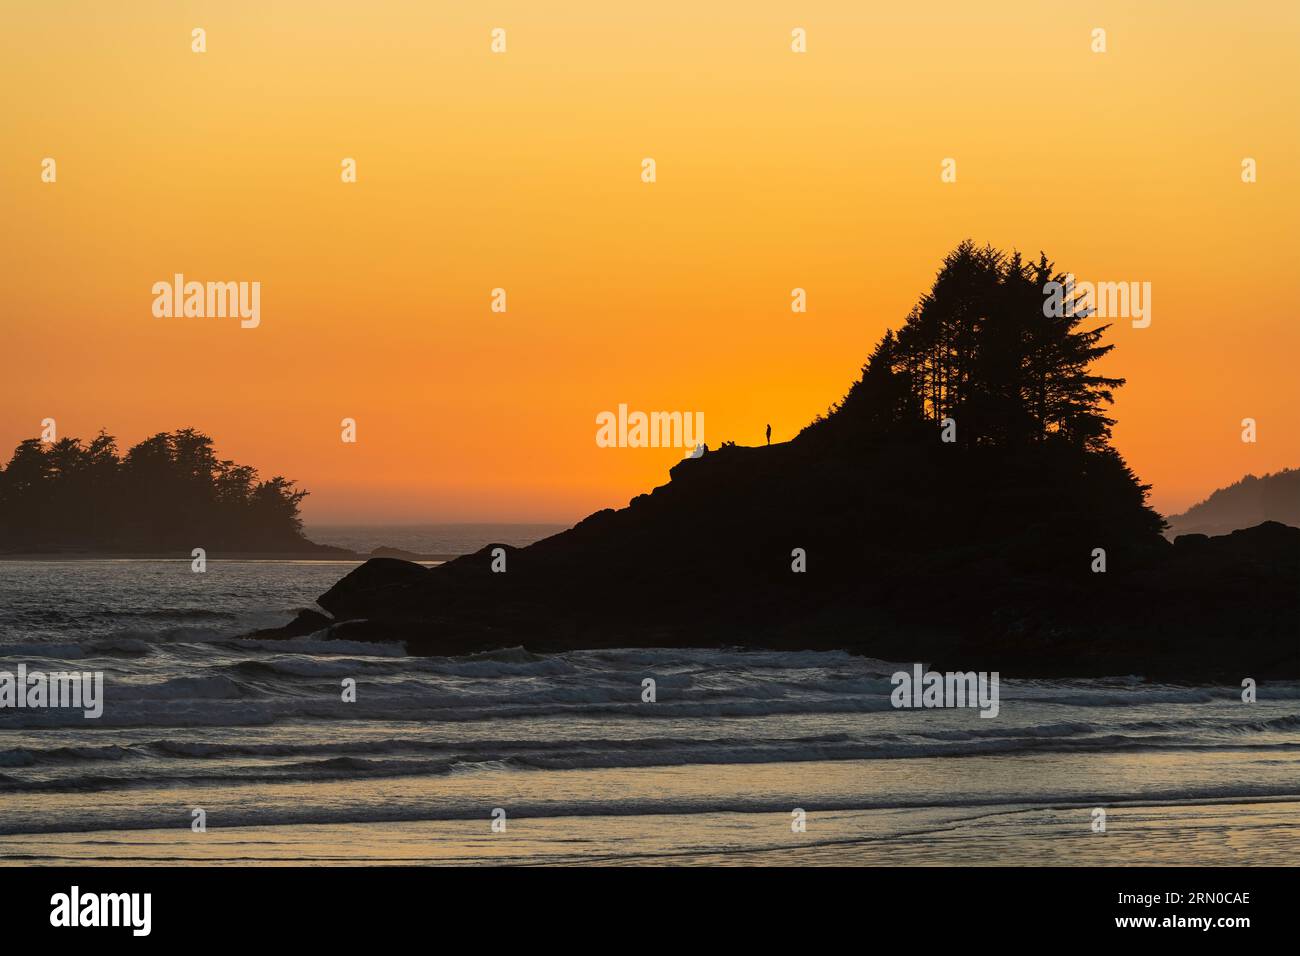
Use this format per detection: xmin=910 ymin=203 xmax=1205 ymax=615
xmin=3 ymin=797 xmax=1295 ymax=866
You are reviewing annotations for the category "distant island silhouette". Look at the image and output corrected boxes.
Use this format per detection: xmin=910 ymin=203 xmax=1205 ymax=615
xmin=0 ymin=428 xmax=351 ymax=557
xmin=1166 ymin=467 xmax=1300 ymax=538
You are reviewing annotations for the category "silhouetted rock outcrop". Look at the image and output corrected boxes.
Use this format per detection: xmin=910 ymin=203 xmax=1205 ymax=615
xmin=268 ymin=452 xmax=1298 ymax=674
xmin=262 ymin=457 xmax=1296 ymax=678
xmin=254 ymin=243 xmax=1299 ymax=678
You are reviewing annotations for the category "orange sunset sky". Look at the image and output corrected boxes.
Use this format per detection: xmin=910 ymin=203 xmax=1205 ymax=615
xmin=3 ymin=2 xmax=1298 ymax=523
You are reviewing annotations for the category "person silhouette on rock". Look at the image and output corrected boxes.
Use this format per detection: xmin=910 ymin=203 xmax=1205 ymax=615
xmin=766 ymin=423 xmax=771 ymax=446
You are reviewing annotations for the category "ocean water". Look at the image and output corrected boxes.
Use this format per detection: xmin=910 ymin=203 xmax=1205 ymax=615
xmin=306 ymin=523 xmax=567 ymax=556
xmin=0 ymin=559 xmax=1297 ymax=865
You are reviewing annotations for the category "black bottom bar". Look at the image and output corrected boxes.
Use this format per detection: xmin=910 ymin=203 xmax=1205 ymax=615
xmin=0 ymin=865 xmax=1283 ymax=942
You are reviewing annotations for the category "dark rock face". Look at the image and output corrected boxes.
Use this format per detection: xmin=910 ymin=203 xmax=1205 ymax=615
xmin=318 ymin=558 xmax=434 ymax=619
xmin=266 ymin=438 xmax=1299 ymax=679
xmin=247 ymin=607 xmax=334 ymax=639
xmin=940 ymin=521 xmax=1300 ymax=679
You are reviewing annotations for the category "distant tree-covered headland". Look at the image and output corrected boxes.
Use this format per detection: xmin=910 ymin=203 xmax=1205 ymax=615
xmin=0 ymin=428 xmax=326 ymax=553
xmin=1166 ymin=467 xmax=1300 ymax=538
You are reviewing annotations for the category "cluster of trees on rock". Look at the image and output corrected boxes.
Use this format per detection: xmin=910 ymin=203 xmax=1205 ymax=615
xmin=791 ymin=240 xmax=1166 ymax=545
xmin=804 ymin=241 xmax=1125 ymax=451
xmin=0 ymin=428 xmax=312 ymax=552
